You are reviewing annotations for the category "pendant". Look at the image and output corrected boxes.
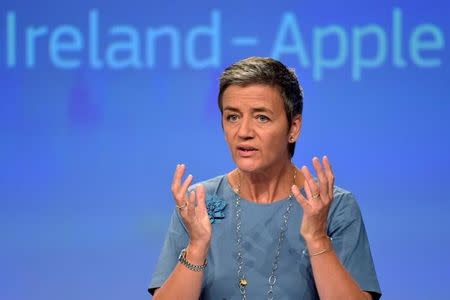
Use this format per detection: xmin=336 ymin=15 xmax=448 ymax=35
xmin=239 ymin=278 xmax=248 ymax=287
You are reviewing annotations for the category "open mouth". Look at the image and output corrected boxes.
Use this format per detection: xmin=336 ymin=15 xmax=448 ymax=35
xmin=238 ymin=146 xmax=257 ymax=151
xmin=237 ymin=146 xmax=258 ymax=156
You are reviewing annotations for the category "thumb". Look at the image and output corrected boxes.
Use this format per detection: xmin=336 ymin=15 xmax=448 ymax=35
xmin=292 ymin=185 xmax=309 ymax=210
xmin=195 ymin=184 xmax=208 ymax=218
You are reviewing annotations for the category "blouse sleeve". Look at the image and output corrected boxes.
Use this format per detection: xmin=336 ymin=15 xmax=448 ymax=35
xmin=327 ymin=189 xmax=382 ymax=299
xmin=148 ymin=209 xmax=189 ymax=295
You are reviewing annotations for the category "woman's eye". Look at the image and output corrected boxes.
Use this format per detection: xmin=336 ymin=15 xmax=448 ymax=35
xmin=226 ymin=115 xmax=239 ymax=122
xmin=257 ymin=115 xmax=270 ymax=122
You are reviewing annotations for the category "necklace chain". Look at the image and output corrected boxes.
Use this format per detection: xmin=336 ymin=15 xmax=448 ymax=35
xmin=234 ymin=166 xmax=297 ymax=300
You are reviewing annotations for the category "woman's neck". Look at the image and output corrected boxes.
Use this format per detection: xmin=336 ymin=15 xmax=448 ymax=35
xmin=231 ymin=161 xmax=304 ymax=204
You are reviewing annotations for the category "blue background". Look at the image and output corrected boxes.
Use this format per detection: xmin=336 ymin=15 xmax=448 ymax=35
xmin=1 ymin=1 xmax=449 ymax=299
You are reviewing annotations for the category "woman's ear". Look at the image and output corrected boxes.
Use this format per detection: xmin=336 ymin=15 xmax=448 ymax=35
xmin=289 ymin=114 xmax=302 ymax=142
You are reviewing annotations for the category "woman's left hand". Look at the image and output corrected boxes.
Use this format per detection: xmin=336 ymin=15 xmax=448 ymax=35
xmin=292 ymin=156 xmax=335 ymax=244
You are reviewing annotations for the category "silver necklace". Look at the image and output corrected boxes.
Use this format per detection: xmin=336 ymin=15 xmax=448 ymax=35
xmin=234 ymin=167 xmax=297 ymax=300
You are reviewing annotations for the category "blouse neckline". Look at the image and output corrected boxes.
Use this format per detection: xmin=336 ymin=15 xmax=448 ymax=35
xmin=223 ymin=174 xmax=305 ymax=207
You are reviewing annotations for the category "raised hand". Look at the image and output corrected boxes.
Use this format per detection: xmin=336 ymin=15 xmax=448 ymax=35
xmin=291 ymin=156 xmax=335 ymax=243
xmin=171 ymin=164 xmax=212 ymax=250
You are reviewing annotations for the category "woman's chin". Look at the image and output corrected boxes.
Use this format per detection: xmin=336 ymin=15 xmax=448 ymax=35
xmin=235 ymin=160 xmax=262 ymax=173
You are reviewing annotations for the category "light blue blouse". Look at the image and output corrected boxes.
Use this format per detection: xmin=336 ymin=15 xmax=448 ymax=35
xmin=149 ymin=175 xmax=381 ymax=299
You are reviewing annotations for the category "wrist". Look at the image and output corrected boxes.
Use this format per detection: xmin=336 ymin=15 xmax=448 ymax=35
xmin=305 ymin=235 xmax=332 ymax=253
xmin=186 ymin=242 xmax=209 ymax=265
xmin=178 ymin=248 xmax=207 ymax=272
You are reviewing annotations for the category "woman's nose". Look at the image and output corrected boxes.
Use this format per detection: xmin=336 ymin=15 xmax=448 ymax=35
xmin=237 ymin=117 xmax=254 ymax=139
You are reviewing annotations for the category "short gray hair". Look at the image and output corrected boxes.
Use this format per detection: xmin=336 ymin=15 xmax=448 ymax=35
xmin=218 ymin=57 xmax=303 ymax=158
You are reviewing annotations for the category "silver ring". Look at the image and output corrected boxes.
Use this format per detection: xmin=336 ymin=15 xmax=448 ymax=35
xmin=176 ymin=202 xmax=188 ymax=210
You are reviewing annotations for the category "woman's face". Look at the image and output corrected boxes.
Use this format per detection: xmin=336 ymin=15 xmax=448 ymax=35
xmin=221 ymin=84 xmax=301 ymax=173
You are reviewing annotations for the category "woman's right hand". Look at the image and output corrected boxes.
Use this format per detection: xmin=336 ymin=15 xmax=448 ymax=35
xmin=171 ymin=164 xmax=212 ymax=251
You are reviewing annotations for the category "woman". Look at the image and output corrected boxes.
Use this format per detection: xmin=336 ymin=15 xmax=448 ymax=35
xmin=148 ymin=57 xmax=381 ymax=299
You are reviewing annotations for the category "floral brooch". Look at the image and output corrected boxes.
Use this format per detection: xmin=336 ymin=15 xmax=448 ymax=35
xmin=205 ymin=194 xmax=227 ymax=224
